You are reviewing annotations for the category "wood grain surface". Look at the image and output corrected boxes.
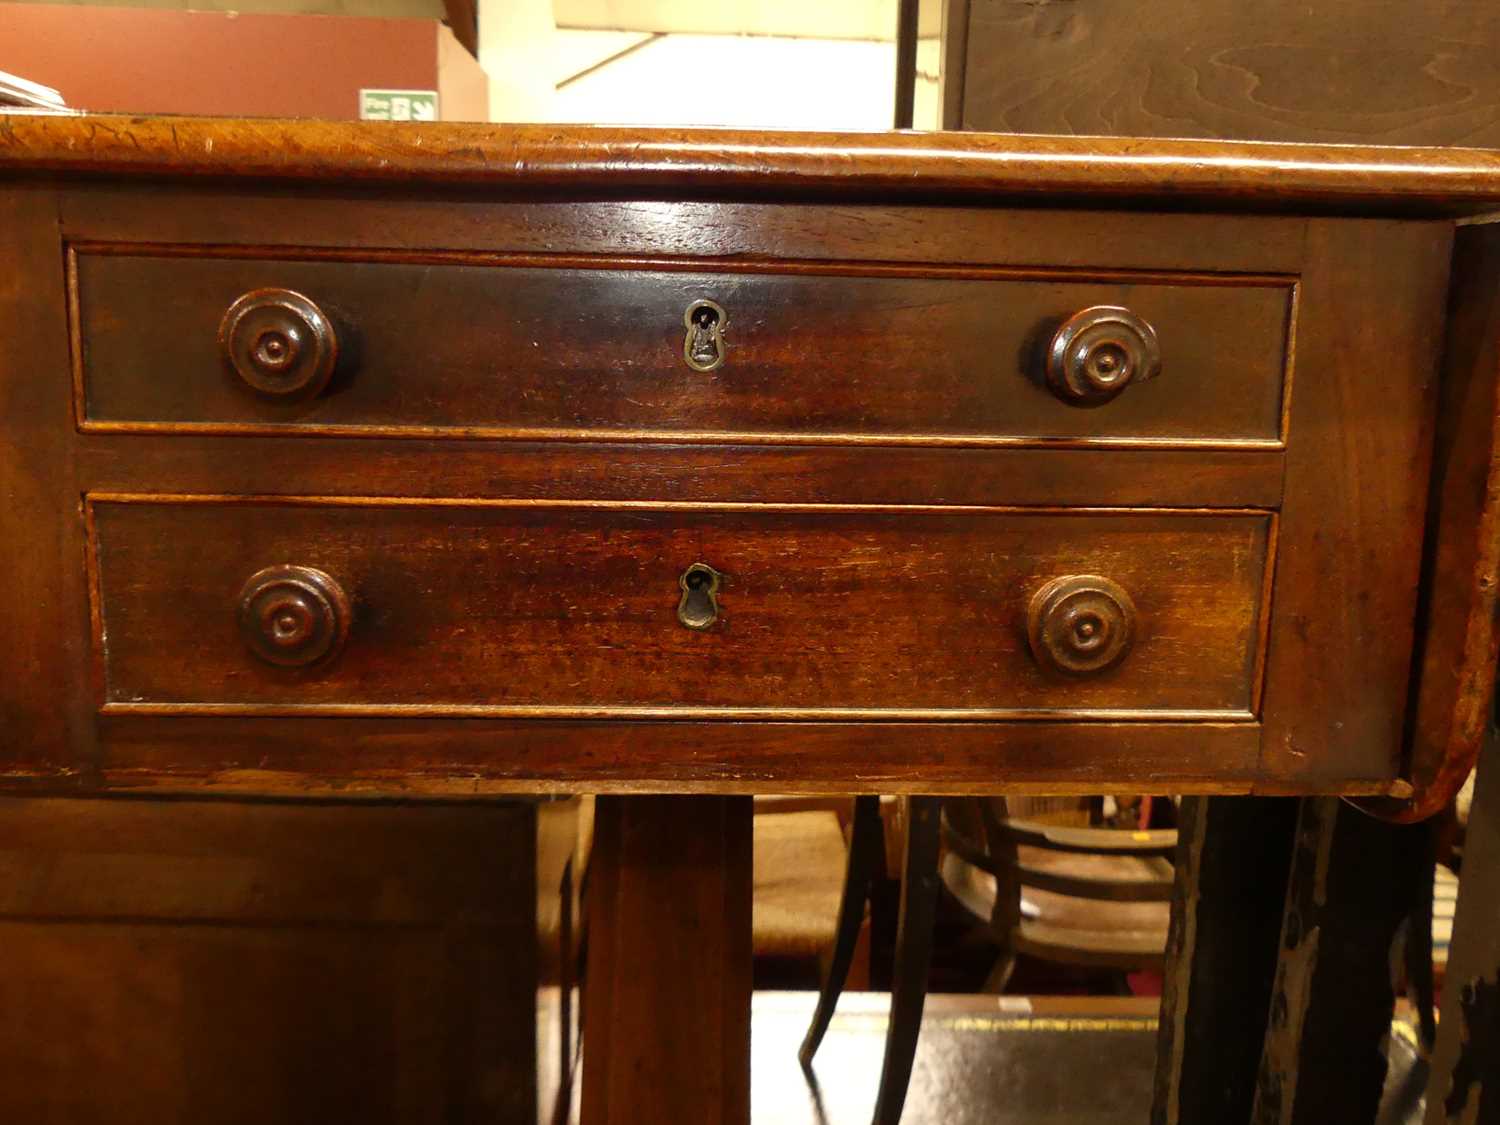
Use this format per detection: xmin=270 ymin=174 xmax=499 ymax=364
xmin=88 ymin=498 xmax=1271 ymax=718
xmin=1360 ymin=223 xmax=1500 ymax=821
xmin=73 ymin=248 xmax=1292 ymax=446
xmin=0 ymin=138 xmax=1466 ymax=799
xmin=956 ymin=0 xmax=1500 ymax=148
xmin=582 ymin=796 xmax=752 ymax=1125
xmin=0 ymin=187 xmax=94 ymax=779
xmin=6 ymin=115 xmax=1500 ymax=214
xmin=0 ymin=795 xmax=553 ymax=1125
xmin=1258 ymin=219 xmax=1453 ymax=785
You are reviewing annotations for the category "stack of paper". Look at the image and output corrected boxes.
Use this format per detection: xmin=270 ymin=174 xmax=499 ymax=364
xmin=0 ymin=69 xmax=70 ymax=112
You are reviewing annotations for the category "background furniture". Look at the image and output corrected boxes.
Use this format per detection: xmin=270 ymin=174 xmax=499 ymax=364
xmin=0 ymin=795 xmax=579 ymax=1125
xmin=926 ymin=0 xmax=1500 ymax=145
xmin=940 ymin=799 xmax=1175 ymax=990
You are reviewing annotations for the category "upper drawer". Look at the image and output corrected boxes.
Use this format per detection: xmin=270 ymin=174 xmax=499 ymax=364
xmin=72 ymin=249 xmax=1293 ymax=446
xmin=89 ymin=497 xmax=1270 ymax=718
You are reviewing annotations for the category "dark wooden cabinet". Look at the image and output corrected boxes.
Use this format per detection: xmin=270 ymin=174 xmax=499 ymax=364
xmin=2 ymin=117 xmax=1498 ymax=809
xmin=933 ymin=0 xmax=1500 ymax=145
xmin=0 ymin=795 xmax=579 ymax=1125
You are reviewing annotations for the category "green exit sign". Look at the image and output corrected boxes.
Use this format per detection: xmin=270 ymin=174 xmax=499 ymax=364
xmin=359 ymin=89 xmax=438 ymax=122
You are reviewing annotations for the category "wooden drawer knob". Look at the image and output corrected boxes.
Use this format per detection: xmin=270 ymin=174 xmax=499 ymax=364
xmin=1027 ymin=574 xmax=1137 ymax=676
xmin=1045 ymin=306 xmax=1160 ymax=405
xmin=237 ymin=565 xmax=350 ymax=667
xmin=219 ymin=288 xmax=338 ymax=398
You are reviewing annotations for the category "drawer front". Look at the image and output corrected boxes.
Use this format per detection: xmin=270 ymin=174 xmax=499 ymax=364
xmin=74 ymin=250 xmax=1292 ymax=445
xmin=89 ymin=498 xmax=1271 ymax=717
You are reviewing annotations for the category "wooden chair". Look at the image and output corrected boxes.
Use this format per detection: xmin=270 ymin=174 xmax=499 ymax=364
xmin=800 ymin=796 xmax=1175 ymax=1125
xmin=752 ymin=796 xmax=867 ymax=984
xmin=941 ymin=798 xmax=1176 ymax=991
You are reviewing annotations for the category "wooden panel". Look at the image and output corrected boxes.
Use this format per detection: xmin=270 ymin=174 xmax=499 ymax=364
xmin=75 ymin=435 xmax=1286 ymax=509
xmin=1258 ymin=219 xmax=1452 ymax=784
xmin=955 ymin=0 xmax=1500 ymax=147
xmin=57 ymin=190 xmax=1310 ymax=276
xmin=59 ymin=716 xmax=1276 ymax=796
xmin=582 ymin=796 xmax=752 ymax=1125
xmin=1362 ymin=223 xmax=1500 ymax=821
xmin=0 ymin=187 xmax=93 ymax=780
xmin=8 ymin=117 xmax=1500 ymax=215
xmin=90 ymin=499 xmax=1271 ymax=718
xmin=74 ymin=249 xmax=1292 ymax=446
xmin=0 ymin=796 xmax=546 ymax=1125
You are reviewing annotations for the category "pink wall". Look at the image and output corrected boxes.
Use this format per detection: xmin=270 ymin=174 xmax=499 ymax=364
xmin=0 ymin=4 xmax=449 ymax=118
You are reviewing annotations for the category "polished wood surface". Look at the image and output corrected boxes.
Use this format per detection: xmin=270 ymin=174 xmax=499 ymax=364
xmin=73 ymin=248 xmax=1290 ymax=445
xmin=7 ymin=115 xmax=1500 ymax=214
xmin=1362 ymin=223 xmax=1500 ymax=821
xmin=582 ymin=796 xmax=752 ymax=1125
xmin=0 ymin=796 xmax=568 ymax=1125
xmin=0 ymin=119 xmax=1485 ymax=803
xmin=89 ymin=500 xmax=1269 ymax=718
xmin=1258 ymin=218 xmax=1453 ymax=787
xmin=4 ymin=114 xmax=1496 ymax=1125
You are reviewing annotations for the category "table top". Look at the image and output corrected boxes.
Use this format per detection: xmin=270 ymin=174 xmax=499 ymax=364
xmin=5 ymin=113 xmax=1500 ymax=216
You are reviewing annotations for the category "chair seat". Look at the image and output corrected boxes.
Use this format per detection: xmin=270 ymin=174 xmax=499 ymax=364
xmin=753 ymin=810 xmax=848 ymax=960
xmin=942 ymin=852 xmax=1171 ymax=970
xmin=1012 ymin=843 xmax=1174 ymax=901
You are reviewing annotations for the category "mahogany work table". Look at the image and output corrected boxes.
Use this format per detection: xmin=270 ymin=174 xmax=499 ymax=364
xmin=4 ymin=116 xmax=1500 ymax=1123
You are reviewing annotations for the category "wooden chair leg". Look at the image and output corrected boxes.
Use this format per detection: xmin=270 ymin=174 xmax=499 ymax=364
xmin=800 ymin=794 xmax=884 ymax=1067
xmin=870 ymin=797 xmax=942 ymax=1125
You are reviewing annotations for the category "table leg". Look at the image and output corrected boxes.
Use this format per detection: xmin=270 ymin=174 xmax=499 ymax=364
xmin=1251 ymin=798 xmax=1432 ymax=1124
xmin=1153 ymin=796 xmax=1299 ymax=1125
xmin=581 ymin=795 xmax=753 ymax=1125
xmin=1426 ymin=729 xmax=1500 ymax=1125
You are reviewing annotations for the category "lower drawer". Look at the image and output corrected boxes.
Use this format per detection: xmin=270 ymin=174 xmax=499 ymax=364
xmin=88 ymin=497 xmax=1271 ymax=719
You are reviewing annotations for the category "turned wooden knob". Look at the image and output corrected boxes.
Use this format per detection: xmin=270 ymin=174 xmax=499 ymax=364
xmin=237 ymin=565 xmax=350 ymax=668
xmin=1027 ymin=574 xmax=1137 ymax=676
xmin=219 ymin=288 xmax=338 ymax=398
xmin=1045 ymin=306 xmax=1160 ymax=405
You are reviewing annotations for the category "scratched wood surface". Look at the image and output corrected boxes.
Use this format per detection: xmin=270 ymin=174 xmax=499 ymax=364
xmin=89 ymin=499 xmax=1270 ymax=717
xmin=8 ymin=115 xmax=1500 ymax=213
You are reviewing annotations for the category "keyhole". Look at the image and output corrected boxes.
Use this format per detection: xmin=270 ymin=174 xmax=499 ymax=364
xmin=678 ymin=563 xmax=722 ymax=630
xmin=683 ymin=299 xmax=727 ymax=373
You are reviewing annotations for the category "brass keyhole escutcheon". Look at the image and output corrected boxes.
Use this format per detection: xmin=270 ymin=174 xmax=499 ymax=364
xmin=683 ymin=299 xmax=727 ymax=372
xmin=678 ymin=563 xmax=723 ymax=630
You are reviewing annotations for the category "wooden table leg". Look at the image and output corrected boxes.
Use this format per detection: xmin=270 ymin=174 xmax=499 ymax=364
xmin=1426 ymin=729 xmax=1500 ymax=1125
xmin=581 ymin=795 xmax=753 ymax=1125
xmin=1153 ymin=796 xmax=1299 ymax=1125
xmin=1251 ymin=798 xmax=1433 ymax=1125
